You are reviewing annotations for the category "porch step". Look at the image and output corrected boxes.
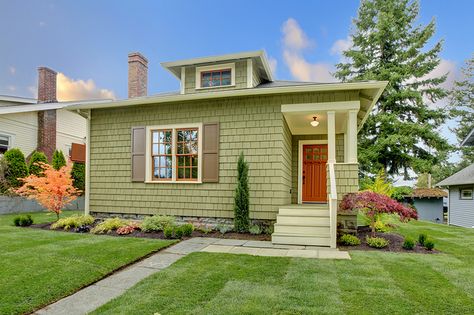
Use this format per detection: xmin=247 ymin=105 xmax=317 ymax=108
xmin=274 ymin=224 xmax=330 ymax=235
xmin=278 ymin=207 xmax=329 ymax=216
xmin=271 ymin=233 xmax=331 ymax=246
xmin=276 ymin=215 xmax=330 ymax=226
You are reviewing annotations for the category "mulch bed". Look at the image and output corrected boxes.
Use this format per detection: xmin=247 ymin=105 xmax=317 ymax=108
xmin=29 ymin=222 xmax=271 ymax=241
xmin=338 ymin=226 xmax=439 ymax=254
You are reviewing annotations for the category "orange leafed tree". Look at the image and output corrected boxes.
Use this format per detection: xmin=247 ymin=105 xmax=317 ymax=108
xmin=15 ymin=162 xmax=81 ymax=220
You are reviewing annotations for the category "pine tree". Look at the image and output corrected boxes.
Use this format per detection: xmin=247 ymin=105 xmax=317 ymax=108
xmin=28 ymin=151 xmax=48 ymax=176
xmin=449 ymin=55 xmax=474 ymax=168
xmin=335 ymin=0 xmax=451 ymax=179
xmin=52 ymin=150 xmax=67 ymax=170
xmin=234 ymin=152 xmax=250 ymax=232
xmin=71 ymin=162 xmax=85 ymax=192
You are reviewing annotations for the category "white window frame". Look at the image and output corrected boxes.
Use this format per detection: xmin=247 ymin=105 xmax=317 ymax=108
xmin=0 ymin=132 xmax=14 ymax=153
xmin=460 ymin=188 xmax=473 ymax=200
xmin=145 ymin=123 xmax=203 ymax=184
xmin=195 ymin=63 xmax=235 ymax=90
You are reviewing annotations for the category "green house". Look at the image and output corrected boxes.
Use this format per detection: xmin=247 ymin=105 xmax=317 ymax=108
xmin=68 ymin=51 xmax=387 ymax=248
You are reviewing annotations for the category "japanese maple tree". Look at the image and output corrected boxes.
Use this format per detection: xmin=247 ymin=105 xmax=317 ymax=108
xmin=15 ymin=162 xmax=80 ymax=220
xmin=340 ymin=191 xmax=417 ymax=237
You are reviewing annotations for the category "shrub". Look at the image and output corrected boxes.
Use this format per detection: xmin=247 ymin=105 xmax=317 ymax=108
xmin=418 ymin=233 xmax=427 ymax=246
xmin=263 ymin=224 xmax=274 ymax=235
xmin=51 ymin=215 xmax=94 ymax=230
xmin=392 ymin=186 xmax=413 ymax=202
xmin=91 ymin=218 xmax=127 ymax=234
xmin=180 ymin=223 xmax=194 ymax=237
xmin=28 ymin=151 xmax=48 ymax=176
xmin=424 ymin=238 xmax=435 ymax=250
xmin=0 ymin=156 xmax=8 ymax=194
xmin=217 ymin=224 xmax=233 ymax=234
xmin=196 ymin=224 xmax=213 ymax=234
xmin=116 ymin=222 xmax=140 ymax=235
xmin=234 ymin=152 xmax=250 ymax=232
xmin=339 ymin=234 xmax=361 ymax=246
xmin=363 ymin=169 xmax=394 ymax=197
xmin=402 ymin=237 xmax=415 ymax=250
xmin=141 ymin=215 xmax=175 ymax=232
xmin=175 ymin=226 xmax=184 ymax=239
xmin=374 ymin=220 xmax=389 ymax=233
xmin=4 ymin=149 xmax=28 ymax=188
xmin=71 ymin=162 xmax=85 ymax=192
xmin=366 ymin=236 xmax=389 ymax=248
xmin=163 ymin=226 xmax=174 ymax=239
xmin=52 ymin=150 xmax=67 ymax=170
xmin=13 ymin=214 xmax=33 ymax=227
xmin=249 ymin=224 xmax=262 ymax=235
xmin=15 ymin=163 xmax=80 ymax=221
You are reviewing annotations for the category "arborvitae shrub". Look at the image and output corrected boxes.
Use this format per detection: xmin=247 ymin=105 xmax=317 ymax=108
xmin=233 ymin=152 xmax=249 ymax=232
xmin=4 ymin=149 xmax=28 ymax=188
xmin=71 ymin=162 xmax=85 ymax=192
xmin=52 ymin=150 xmax=67 ymax=170
xmin=28 ymin=151 xmax=48 ymax=176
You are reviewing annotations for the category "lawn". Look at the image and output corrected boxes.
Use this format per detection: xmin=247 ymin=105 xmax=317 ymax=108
xmin=93 ymin=220 xmax=474 ymax=315
xmin=0 ymin=211 xmax=175 ymax=315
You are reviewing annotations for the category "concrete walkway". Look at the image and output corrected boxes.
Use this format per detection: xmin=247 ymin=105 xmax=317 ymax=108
xmin=35 ymin=238 xmax=349 ymax=315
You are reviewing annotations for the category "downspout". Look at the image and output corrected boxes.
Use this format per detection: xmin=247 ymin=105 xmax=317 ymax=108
xmin=85 ymin=109 xmax=91 ymax=215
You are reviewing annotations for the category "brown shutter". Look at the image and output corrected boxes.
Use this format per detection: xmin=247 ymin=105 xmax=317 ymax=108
xmin=202 ymin=122 xmax=219 ymax=182
xmin=131 ymin=126 xmax=146 ymax=182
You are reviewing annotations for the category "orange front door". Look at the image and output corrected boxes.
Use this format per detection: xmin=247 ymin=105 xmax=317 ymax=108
xmin=302 ymin=144 xmax=328 ymax=202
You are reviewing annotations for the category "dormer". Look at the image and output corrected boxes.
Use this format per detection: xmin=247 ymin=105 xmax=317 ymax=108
xmin=161 ymin=50 xmax=274 ymax=94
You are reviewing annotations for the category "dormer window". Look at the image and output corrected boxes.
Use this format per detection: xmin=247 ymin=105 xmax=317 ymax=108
xmin=196 ymin=63 xmax=235 ymax=89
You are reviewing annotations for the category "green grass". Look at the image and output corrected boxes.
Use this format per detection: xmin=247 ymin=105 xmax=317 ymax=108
xmin=93 ymin=220 xmax=474 ymax=315
xmin=0 ymin=211 xmax=175 ymax=315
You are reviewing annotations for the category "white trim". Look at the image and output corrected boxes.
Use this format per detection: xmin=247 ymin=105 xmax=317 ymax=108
xmin=343 ymin=132 xmax=348 ymax=163
xmin=84 ymin=109 xmax=91 ymax=215
xmin=0 ymin=95 xmax=36 ymax=104
xmin=180 ymin=67 xmax=185 ymax=95
xmin=297 ymin=140 xmax=328 ymax=204
xmin=346 ymin=109 xmax=358 ymax=163
xmin=281 ymin=101 xmax=360 ymax=113
xmin=145 ymin=122 xmax=203 ymax=184
xmin=195 ymin=63 xmax=235 ymax=90
xmin=247 ymin=59 xmax=253 ymax=88
xmin=327 ymin=111 xmax=336 ymax=163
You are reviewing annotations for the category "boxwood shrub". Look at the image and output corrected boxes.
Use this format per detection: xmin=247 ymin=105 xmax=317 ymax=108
xmin=366 ymin=236 xmax=389 ymax=248
xmin=339 ymin=234 xmax=361 ymax=246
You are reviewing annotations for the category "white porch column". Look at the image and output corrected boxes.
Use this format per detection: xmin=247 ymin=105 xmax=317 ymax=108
xmin=327 ymin=111 xmax=336 ymax=163
xmin=346 ymin=109 xmax=358 ymax=163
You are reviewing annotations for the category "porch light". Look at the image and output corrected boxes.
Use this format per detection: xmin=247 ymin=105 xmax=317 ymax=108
xmin=310 ymin=116 xmax=319 ymax=127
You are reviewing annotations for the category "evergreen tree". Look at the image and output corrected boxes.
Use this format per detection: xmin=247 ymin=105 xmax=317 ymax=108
xmin=449 ymin=55 xmax=474 ymax=168
xmin=28 ymin=151 xmax=48 ymax=176
xmin=71 ymin=162 xmax=85 ymax=192
xmin=52 ymin=150 xmax=67 ymax=170
xmin=4 ymin=149 xmax=28 ymax=188
xmin=234 ymin=152 xmax=250 ymax=232
xmin=336 ymin=0 xmax=451 ymax=179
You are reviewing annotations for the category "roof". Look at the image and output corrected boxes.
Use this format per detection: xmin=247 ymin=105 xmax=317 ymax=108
xmin=0 ymin=95 xmax=37 ymax=104
xmin=436 ymin=163 xmax=474 ymax=186
xmin=410 ymin=188 xmax=448 ymax=198
xmin=0 ymin=99 xmax=112 ymax=115
xmin=161 ymin=50 xmax=274 ymax=82
xmin=461 ymin=128 xmax=474 ymax=146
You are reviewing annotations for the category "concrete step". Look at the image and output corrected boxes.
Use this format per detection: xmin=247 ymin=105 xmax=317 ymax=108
xmin=276 ymin=215 xmax=330 ymax=226
xmin=274 ymin=224 xmax=330 ymax=235
xmin=280 ymin=204 xmax=328 ymax=209
xmin=278 ymin=208 xmax=329 ymax=216
xmin=272 ymin=233 xmax=331 ymax=247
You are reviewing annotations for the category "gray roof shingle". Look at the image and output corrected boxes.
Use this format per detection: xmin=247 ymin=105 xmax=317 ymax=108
xmin=436 ymin=163 xmax=474 ymax=186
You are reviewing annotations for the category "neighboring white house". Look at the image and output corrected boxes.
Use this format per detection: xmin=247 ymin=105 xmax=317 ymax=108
xmin=437 ymin=129 xmax=474 ymax=228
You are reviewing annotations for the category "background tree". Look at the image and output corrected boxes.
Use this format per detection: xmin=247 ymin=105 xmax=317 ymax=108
xmin=52 ymin=150 xmax=67 ymax=170
xmin=71 ymin=162 xmax=85 ymax=192
xmin=449 ymin=55 xmax=474 ymax=168
xmin=28 ymin=151 xmax=48 ymax=176
xmin=336 ymin=0 xmax=451 ymax=179
xmin=234 ymin=152 xmax=250 ymax=232
xmin=3 ymin=148 xmax=28 ymax=188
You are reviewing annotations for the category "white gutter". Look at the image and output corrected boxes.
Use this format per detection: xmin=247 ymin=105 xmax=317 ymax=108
xmin=84 ymin=109 xmax=91 ymax=215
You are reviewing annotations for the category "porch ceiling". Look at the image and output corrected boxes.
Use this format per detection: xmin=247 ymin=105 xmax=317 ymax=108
xmin=284 ymin=111 xmax=347 ymax=135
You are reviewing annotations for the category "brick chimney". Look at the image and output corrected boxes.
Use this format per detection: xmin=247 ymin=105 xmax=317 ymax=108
xmin=128 ymin=52 xmax=148 ymax=98
xmin=37 ymin=67 xmax=57 ymax=160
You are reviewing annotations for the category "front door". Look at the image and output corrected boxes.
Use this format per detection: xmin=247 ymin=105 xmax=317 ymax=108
xmin=302 ymin=144 xmax=328 ymax=202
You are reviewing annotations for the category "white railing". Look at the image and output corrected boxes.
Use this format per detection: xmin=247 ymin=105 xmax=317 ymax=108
xmin=328 ymin=163 xmax=338 ymax=248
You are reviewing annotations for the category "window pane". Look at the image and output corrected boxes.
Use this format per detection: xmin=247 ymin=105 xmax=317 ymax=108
xmin=212 ymin=77 xmax=220 ymax=86
xmin=153 ymin=131 xmax=159 ymax=143
xmin=222 ymin=70 xmax=231 ymax=79
xmin=177 ymin=167 xmax=184 ymax=179
xmin=152 ymin=144 xmax=159 ymax=155
xmin=192 ymin=156 xmax=198 ymax=167
xmin=177 ymin=156 xmax=185 ymax=167
xmin=178 ymin=130 xmax=185 ymax=142
xmin=189 ymin=130 xmax=198 ymax=141
xmin=185 ymin=168 xmax=191 ymax=178
xmin=192 ymin=167 xmax=198 ymax=179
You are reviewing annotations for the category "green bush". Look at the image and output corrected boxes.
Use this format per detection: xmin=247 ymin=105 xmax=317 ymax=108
xmin=402 ymin=237 xmax=415 ymax=250
xmin=196 ymin=224 xmax=213 ymax=234
xmin=424 ymin=238 xmax=435 ymax=250
xmin=374 ymin=220 xmax=389 ymax=233
xmin=13 ymin=214 xmax=33 ymax=227
xmin=340 ymin=234 xmax=361 ymax=246
xmin=141 ymin=215 xmax=175 ymax=232
xmin=392 ymin=186 xmax=413 ymax=202
xmin=418 ymin=233 xmax=427 ymax=246
xmin=52 ymin=150 xmax=66 ymax=170
xmin=249 ymin=224 xmax=262 ymax=235
xmin=163 ymin=226 xmax=174 ymax=239
xmin=91 ymin=218 xmax=127 ymax=234
xmin=180 ymin=223 xmax=194 ymax=237
xmin=28 ymin=151 xmax=48 ymax=176
xmin=263 ymin=224 xmax=274 ymax=235
xmin=217 ymin=224 xmax=233 ymax=234
xmin=51 ymin=215 xmax=94 ymax=230
xmin=4 ymin=149 xmax=28 ymax=188
xmin=234 ymin=152 xmax=250 ymax=232
xmin=71 ymin=162 xmax=85 ymax=192
xmin=175 ymin=226 xmax=184 ymax=239
xmin=366 ymin=236 xmax=389 ymax=248
xmin=0 ymin=156 xmax=8 ymax=194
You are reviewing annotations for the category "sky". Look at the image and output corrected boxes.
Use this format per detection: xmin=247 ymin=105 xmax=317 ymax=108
xmin=0 ymin=0 xmax=473 ymax=164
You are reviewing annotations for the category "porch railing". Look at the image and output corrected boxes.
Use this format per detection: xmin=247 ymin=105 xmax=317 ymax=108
xmin=328 ymin=162 xmax=337 ymax=248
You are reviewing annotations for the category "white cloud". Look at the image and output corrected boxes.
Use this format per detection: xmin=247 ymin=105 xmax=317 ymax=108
xmin=57 ymin=73 xmax=115 ymax=101
xmin=281 ymin=18 xmax=336 ymax=82
xmin=267 ymin=56 xmax=277 ymax=75
xmin=423 ymin=59 xmax=457 ymax=90
xmin=330 ymin=37 xmax=352 ymax=56
xmin=9 ymin=66 xmax=16 ymax=75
